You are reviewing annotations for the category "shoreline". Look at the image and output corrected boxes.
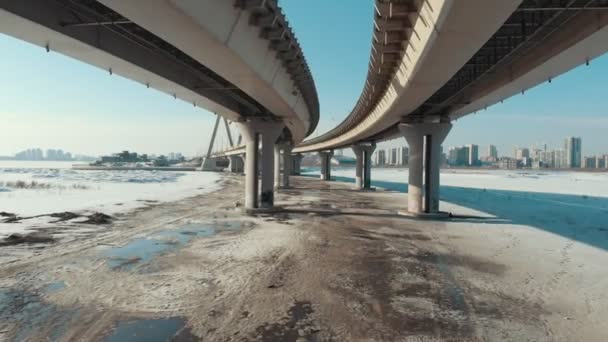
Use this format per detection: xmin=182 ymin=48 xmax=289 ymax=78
xmin=71 ymin=165 xmax=199 ymax=171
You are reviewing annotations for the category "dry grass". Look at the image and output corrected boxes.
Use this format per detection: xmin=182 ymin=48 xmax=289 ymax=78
xmin=0 ymin=180 xmax=89 ymax=190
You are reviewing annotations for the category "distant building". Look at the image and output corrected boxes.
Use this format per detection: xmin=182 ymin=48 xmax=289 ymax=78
xmin=387 ymin=148 xmax=398 ymax=165
xmin=515 ymin=147 xmax=530 ymax=160
xmin=488 ymin=145 xmax=498 ymax=160
xmin=94 ymin=150 xmax=164 ymax=165
xmin=14 ymin=148 xmax=44 ymax=161
xmin=447 ymin=146 xmax=468 ymax=166
xmin=374 ymin=150 xmax=386 ymax=166
xmin=467 ymin=144 xmax=479 ymax=166
xmin=390 ymin=146 xmax=408 ymax=166
xmin=447 ymin=145 xmax=480 ymax=167
xmin=168 ymin=152 xmax=183 ymax=161
xmin=597 ymin=157 xmax=606 ymax=169
xmin=498 ymin=157 xmax=518 ymax=169
xmin=565 ymin=137 xmax=582 ymax=168
xmin=584 ymin=156 xmax=597 ymax=169
xmin=555 ymin=149 xmax=567 ymax=169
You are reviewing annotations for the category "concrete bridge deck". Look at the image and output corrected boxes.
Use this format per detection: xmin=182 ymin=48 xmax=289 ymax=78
xmin=1 ymin=175 xmax=605 ymax=341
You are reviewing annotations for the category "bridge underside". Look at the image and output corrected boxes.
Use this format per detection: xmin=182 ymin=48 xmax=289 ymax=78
xmin=288 ymin=0 xmax=608 ymax=216
xmin=370 ymin=0 xmax=608 ymax=142
xmin=0 ymin=0 xmax=275 ymax=121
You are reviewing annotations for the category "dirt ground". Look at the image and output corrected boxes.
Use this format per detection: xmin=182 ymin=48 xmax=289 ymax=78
xmin=0 ymin=175 xmax=606 ymax=341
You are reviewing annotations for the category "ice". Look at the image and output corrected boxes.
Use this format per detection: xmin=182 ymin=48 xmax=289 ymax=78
xmin=0 ymin=161 xmax=222 ymax=238
xmin=325 ymin=168 xmax=608 ymax=198
xmin=305 ymin=167 xmax=608 ymax=252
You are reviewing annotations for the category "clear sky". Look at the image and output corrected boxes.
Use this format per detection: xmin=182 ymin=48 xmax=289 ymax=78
xmin=1 ymin=1 xmax=607 ymax=158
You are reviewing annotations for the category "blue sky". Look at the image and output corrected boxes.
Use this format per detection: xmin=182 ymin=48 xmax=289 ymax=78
xmin=1 ymin=1 xmax=607 ymax=157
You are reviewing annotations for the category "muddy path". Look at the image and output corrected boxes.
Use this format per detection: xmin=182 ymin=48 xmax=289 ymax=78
xmin=0 ymin=175 xmax=593 ymax=341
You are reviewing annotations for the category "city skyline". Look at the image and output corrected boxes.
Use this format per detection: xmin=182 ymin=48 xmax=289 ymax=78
xmin=2 ymin=0 xmax=608 ymax=156
xmin=368 ymin=135 xmax=607 ymax=170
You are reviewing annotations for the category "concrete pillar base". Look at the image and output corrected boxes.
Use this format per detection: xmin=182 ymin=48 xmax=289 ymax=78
xmin=318 ymin=151 xmax=333 ymax=181
xmin=352 ymin=143 xmax=376 ymax=190
xmin=282 ymin=144 xmax=292 ymax=188
xmin=291 ymin=153 xmax=303 ymax=175
xmin=228 ymin=155 xmax=244 ymax=173
xmin=399 ymin=122 xmax=452 ymax=215
xmin=244 ymin=206 xmax=284 ymax=215
xmin=274 ymin=144 xmax=282 ymax=189
xmin=236 ymin=120 xmax=284 ymax=210
xmin=200 ymin=157 xmax=218 ymax=171
xmin=397 ymin=210 xmax=451 ymax=220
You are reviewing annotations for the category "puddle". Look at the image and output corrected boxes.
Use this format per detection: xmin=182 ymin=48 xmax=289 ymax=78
xmin=44 ymin=281 xmax=66 ymax=294
xmin=104 ymin=317 xmax=197 ymax=342
xmin=0 ymin=287 xmax=77 ymax=341
xmin=104 ymin=221 xmax=244 ymax=271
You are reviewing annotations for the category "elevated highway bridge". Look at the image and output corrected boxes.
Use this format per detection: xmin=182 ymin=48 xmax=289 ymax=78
xmin=294 ymin=0 xmax=608 ymax=216
xmin=0 ymin=0 xmax=318 ymax=210
xmin=210 ymin=0 xmax=608 ymax=215
xmin=3 ymin=0 xmax=608 ymax=215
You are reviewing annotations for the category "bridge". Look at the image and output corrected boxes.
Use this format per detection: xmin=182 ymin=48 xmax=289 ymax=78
xmin=3 ymin=0 xmax=608 ymax=215
xmin=0 ymin=0 xmax=319 ymax=211
xmin=212 ymin=0 xmax=608 ymax=216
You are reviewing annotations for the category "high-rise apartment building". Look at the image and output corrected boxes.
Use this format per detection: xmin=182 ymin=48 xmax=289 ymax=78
xmin=565 ymin=137 xmax=582 ymax=168
xmin=488 ymin=145 xmax=498 ymax=159
xmin=467 ymin=144 xmax=479 ymax=166
xmin=515 ymin=147 xmax=530 ymax=160
xmin=584 ymin=156 xmax=597 ymax=169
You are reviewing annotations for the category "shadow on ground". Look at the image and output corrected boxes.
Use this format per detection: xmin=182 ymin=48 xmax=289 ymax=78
xmin=301 ymin=172 xmax=608 ymax=252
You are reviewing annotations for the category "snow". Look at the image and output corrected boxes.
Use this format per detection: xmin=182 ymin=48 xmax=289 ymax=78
xmin=321 ymin=167 xmax=608 ymax=198
xmin=304 ymin=167 xmax=608 ymax=253
xmin=0 ymin=161 xmax=222 ymax=238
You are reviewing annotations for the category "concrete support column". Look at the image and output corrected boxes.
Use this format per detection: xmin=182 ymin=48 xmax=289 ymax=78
xmin=236 ymin=120 xmax=284 ymax=210
xmin=274 ymin=144 xmax=282 ymax=188
xmin=260 ymin=124 xmax=284 ymax=208
xmin=398 ymin=122 xmax=452 ymax=214
xmin=318 ymin=151 xmax=333 ymax=181
xmin=239 ymin=154 xmax=246 ymax=175
xmin=282 ymin=144 xmax=292 ymax=188
xmin=352 ymin=144 xmax=376 ymax=190
xmin=291 ymin=153 xmax=303 ymax=175
xmin=237 ymin=122 xmax=259 ymax=210
xmin=352 ymin=146 xmax=364 ymax=189
xmin=363 ymin=144 xmax=376 ymax=189
xmin=228 ymin=155 xmax=243 ymax=173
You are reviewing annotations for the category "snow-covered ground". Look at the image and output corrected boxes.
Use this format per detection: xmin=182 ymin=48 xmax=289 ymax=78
xmin=0 ymin=161 xmax=222 ymax=237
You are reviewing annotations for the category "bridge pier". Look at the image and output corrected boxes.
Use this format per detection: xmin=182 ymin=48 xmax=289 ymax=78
xmin=274 ymin=144 xmax=282 ymax=188
xmin=200 ymin=157 xmax=218 ymax=171
xmin=236 ymin=120 xmax=284 ymax=211
xmin=399 ymin=122 xmax=452 ymax=215
xmin=228 ymin=155 xmax=244 ymax=173
xmin=291 ymin=153 xmax=303 ymax=175
xmin=282 ymin=144 xmax=292 ymax=188
xmin=239 ymin=154 xmax=246 ymax=174
xmin=318 ymin=151 xmax=333 ymax=181
xmin=352 ymin=143 xmax=376 ymax=190
xmin=274 ymin=143 xmax=293 ymax=188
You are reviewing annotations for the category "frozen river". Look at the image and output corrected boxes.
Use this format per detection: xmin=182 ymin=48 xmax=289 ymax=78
xmin=0 ymin=161 xmax=221 ymax=237
xmin=305 ymin=167 xmax=608 ymax=253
